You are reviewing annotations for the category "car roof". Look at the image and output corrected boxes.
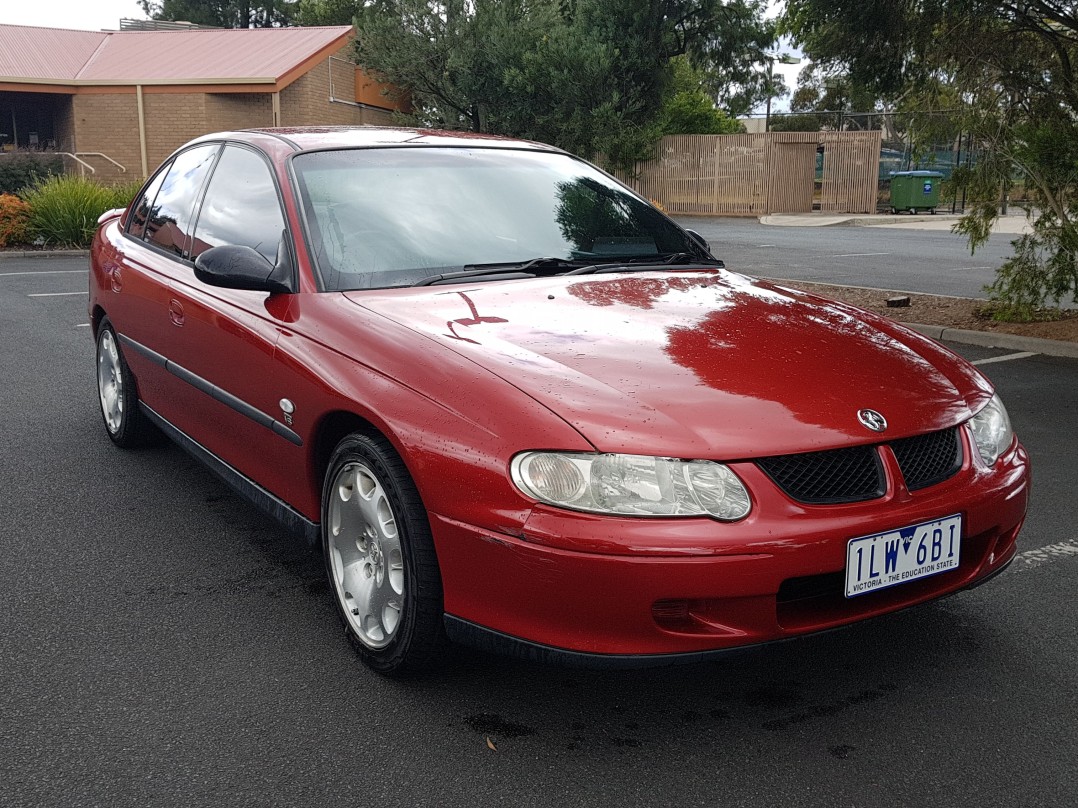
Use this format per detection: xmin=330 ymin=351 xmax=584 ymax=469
xmin=196 ymin=126 xmax=565 ymax=154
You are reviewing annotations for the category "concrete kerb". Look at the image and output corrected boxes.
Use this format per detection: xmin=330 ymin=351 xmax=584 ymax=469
xmin=0 ymin=250 xmax=90 ymax=259
xmin=759 ymin=213 xmax=962 ymax=227
xmin=905 ymin=323 xmax=1078 ymax=359
xmin=758 ymin=212 xmax=1033 ymax=234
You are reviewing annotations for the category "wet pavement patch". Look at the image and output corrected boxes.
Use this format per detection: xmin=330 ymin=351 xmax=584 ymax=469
xmin=464 ymin=713 xmax=536 ymax=738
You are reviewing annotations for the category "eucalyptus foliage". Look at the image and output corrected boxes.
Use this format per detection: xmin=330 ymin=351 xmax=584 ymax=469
xmin=138 ymin=0 xmax=296 ymax=27
xmin=292 ymin=0 xmax=360 ymax=24
xmin=783 ymin=0 xmax=1078 ymax=317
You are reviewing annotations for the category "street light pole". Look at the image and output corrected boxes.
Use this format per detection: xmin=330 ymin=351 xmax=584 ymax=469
xmin=764 ymin=54 xmax=801 ymax=133
xmin=765 ymin=60 xmax=775 ymax=132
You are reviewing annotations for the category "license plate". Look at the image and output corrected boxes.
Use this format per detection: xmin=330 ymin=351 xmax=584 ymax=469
xmin=845 ymin=514 xmax=962 ymax=598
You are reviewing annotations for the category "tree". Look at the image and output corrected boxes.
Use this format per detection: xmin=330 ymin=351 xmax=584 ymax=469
xmin=783 ymin=0 xmax=1078 ymax=317
xmin=352 ymin=0 xmax=775 ymax=171
xmin=659 ymin=57 xmax=744 ymax=135
xmin=138 ymin=0 xmax=296 ymax=27
xmin=293 ymin=0 xmax=360 ymax=25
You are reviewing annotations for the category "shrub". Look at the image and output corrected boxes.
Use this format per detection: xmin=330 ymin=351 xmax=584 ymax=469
xmin=22 ymin=176 xmax=142 ymax=248
xmin=0 ymin=194 xmax=31 ymax=247
xmin=0 ymin=152 xmax=64 ymax=195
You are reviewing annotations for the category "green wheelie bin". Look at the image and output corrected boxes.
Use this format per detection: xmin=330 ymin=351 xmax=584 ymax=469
xmin=889 ymin=170 xmax=944 ymax=214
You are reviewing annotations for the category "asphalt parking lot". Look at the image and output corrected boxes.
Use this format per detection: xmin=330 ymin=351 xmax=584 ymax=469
xmin=672 ymin=215 xmax=1019 ymax=299
xmin=2 ymin=252 xmax=1076 ymax=808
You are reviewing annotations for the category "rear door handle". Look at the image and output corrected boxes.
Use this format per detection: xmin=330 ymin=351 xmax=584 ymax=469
xmin=169 ymin=298 xmax=185 ymax=327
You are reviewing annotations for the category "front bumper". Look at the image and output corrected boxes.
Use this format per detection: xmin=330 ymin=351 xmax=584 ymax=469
xmin=431 ymin=441 xmax=1029 ymax=662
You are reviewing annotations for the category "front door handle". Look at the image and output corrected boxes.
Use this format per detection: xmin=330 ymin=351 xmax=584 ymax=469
xmin=169 ymin=298 xmax=185 ymax=327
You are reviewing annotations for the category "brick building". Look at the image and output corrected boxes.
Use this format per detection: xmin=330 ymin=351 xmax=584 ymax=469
xmin=0 ymin=23 xmax=402 ymax=179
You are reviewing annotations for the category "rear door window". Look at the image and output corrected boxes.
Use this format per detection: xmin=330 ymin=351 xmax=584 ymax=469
xmin=126 ymin=164 xmax=169 ymax=241
xmin=143 ymin=144 xmax=219 ymax=257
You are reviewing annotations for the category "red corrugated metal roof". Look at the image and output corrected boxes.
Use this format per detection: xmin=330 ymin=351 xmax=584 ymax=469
xmin=0 ymin=23 xmax=352 ymax=86
xmin=0 ymin=25 xmax=108 ymax=82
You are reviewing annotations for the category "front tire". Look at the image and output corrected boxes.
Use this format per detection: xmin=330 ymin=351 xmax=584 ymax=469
xmin=96 ymin=318 xmax=155 ymax=448
xmin=322 ymin=432 xmax=445 ymax=675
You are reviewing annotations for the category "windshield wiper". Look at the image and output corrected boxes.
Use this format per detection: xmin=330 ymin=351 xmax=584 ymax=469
xmin=410 ymin=253 xmax=722 ymax=286
xmin=563 ymin=253 xmax=724 ymax=275
xmin=652 ymin=252 xmax=724 ymax=266
xmin=411 ymin=257 xmax=596 ymax=286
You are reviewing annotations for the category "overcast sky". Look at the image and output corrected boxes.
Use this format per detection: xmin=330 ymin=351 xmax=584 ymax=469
xmin=3 ymin=1 xmax=148 ymax=31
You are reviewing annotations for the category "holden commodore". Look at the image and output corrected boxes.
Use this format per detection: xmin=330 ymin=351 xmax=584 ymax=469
xmin=90 ymin=127 xmax=1029 ymax=674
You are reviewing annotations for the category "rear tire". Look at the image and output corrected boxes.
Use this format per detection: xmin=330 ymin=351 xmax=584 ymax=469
xmin=321 ymin=432 xmax=445 ymax=675
xmin=96 ymin=318 xmax=156 ymax=448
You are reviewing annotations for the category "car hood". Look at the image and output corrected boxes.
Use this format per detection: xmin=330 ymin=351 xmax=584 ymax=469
xmin=343 ymin=270 xmax=992 ymax=459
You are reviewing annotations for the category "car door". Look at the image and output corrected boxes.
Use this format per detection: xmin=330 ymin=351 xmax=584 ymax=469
xmin=161 ymin=143 xmax=305 ymax=502
xmin=109 ymin=144 xmax=220 ymax=414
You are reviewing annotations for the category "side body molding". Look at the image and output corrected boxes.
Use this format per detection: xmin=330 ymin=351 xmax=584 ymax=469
xmin=117 ymin=333 xmax=303 ymax=447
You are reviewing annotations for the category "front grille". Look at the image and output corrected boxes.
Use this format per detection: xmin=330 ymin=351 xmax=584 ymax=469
xmin=892 ymin=427 xmax=962 ymax=490
xmin=757 ymin=445 xmax=885 ymax=504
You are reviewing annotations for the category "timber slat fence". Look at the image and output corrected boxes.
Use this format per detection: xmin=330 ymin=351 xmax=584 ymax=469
xmin=623 ymin=131 xmax=882 ymax=215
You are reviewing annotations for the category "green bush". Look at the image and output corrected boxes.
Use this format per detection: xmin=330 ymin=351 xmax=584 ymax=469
xmin=22 ymin=176 xmax=142 ymax=248
xmin=0 ymin=153 xmax=63 ymax=195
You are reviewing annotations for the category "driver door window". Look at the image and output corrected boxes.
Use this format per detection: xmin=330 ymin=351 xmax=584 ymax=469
xmin=191 ymin=145 xmax=285 ymax=265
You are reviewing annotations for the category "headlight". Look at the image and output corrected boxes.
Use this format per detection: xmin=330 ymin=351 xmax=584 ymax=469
xmin=510 ymin=452 xmax=751 ymax=521
xmin=968 ymin=393 xmax=1014 ymax=466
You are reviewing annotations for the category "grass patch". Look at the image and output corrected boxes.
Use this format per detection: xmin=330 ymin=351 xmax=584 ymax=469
xmin=974 ymin=303 xmax=1077 ymax=323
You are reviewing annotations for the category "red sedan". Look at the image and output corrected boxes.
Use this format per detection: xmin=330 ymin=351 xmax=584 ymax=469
xmin=90 ymin=127 xmax=1029 ymax=674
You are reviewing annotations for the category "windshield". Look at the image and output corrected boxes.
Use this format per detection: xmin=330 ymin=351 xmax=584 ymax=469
xmin=291 ymin=147 xmax=706 ymax=291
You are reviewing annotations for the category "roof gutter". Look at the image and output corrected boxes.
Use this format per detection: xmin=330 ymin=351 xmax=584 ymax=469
xmin=0 ymin=75 xmax=278 ymax=88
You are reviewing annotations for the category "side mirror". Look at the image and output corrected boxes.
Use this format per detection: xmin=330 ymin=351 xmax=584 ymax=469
xmin=193 ymin=245 xmax=293 ymax=294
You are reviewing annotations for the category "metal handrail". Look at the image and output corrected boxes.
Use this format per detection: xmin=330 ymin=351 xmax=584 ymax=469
xmin=55 ymin=152 xmax=96 ymax=174
xmin=76 ymin=152 xmax=126 ymax=172
xmin=55 ymin=152 xmax=128 ymax=175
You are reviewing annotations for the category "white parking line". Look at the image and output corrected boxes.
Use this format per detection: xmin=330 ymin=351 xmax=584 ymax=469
xmin=1015 ymin=539 xmax=1078 ymax=571
xmin=27 ymin=292 xmax=85 ymax=297
xmin=76 ymin=323 xmax=91 ymax=328
xmin=971 ymin=352 xmax=1038 ymax=366
xmin=0 ymin=270 xmax=88 ymax=278
xmin=831 ymin=252 xmax=891 ymax=258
